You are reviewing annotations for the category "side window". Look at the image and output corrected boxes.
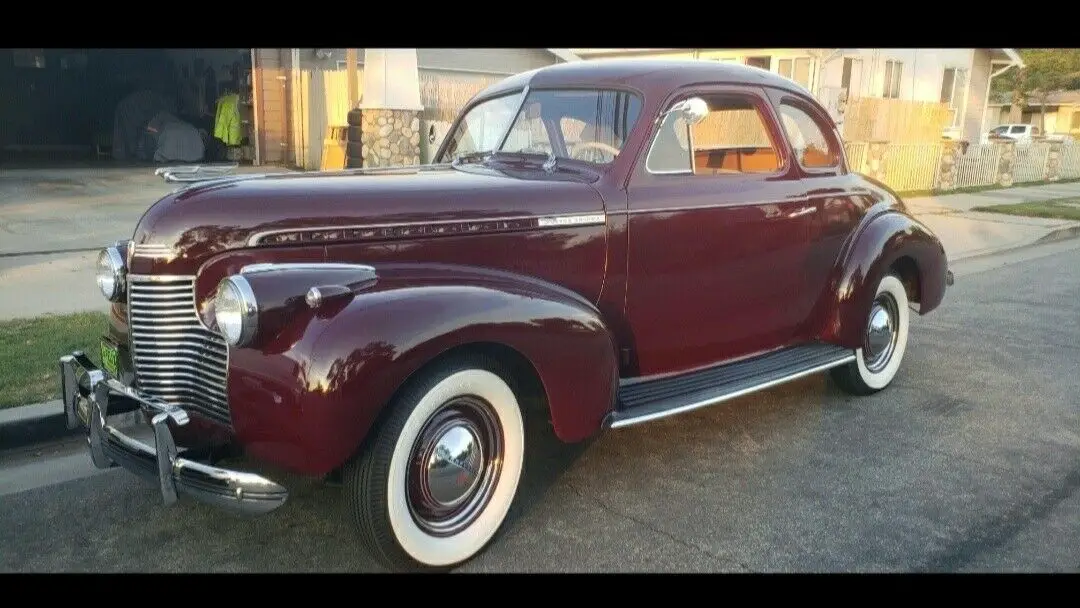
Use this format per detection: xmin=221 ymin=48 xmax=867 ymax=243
xmin=645 ymin=93 xmax=781 ymax=175
xmin=645 ymin=112 xmax=693 ymax=174
xmin=777 ymin=103 xmax=840 ymax=169
xmin=690 ymin=95 xmax=780 ymax=175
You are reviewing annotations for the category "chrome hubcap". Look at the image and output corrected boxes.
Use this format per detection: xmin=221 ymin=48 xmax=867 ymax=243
xmin=407 ymin=397 xmax=503 ymax=537
xmin=863 ymin=293 xmax=899 ymax=373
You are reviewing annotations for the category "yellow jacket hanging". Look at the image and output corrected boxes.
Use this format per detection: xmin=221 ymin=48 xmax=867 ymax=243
xmin=214 ymin=94 xmax=243 ymax=146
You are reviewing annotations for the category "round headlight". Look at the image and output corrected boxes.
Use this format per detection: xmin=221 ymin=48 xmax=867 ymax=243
xmin=213 ymin=275 xmax=258 ymax=347
xmin=95 ymin=246 xmax=126 ymax=302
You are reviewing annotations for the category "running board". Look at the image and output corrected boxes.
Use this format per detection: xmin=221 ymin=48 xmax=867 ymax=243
xmin=608 ymin=342 xmax=855 ymax=429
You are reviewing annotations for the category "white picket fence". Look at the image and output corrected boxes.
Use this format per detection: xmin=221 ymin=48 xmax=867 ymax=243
xmin=843 ymin=140 xmax=1080 ymax=192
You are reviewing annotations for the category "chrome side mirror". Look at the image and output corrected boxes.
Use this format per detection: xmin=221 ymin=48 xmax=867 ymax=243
xmin=661 ymin=97 xmax=709 ymax=125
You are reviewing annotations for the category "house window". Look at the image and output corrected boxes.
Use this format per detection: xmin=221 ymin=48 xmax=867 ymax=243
xmin=882 ymin=60 xmax=903 ymax=99
xmin=745 ymin=56 xmax=771 ymax=70
xmin=940 ymin=67 xmax=968 ymax=127
xmin=778 ymin=58 xmax=813 ymax=89
xmin=645 ymin=94 xmax=781 ymax=175
xmin=840 ymin=58 xmax=862 ymax=99
xmin=778 ymin=103 xmax=839 ymax=170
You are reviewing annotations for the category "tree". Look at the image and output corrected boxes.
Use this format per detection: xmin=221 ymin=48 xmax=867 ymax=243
xmin=992 ymin=49 xmax=1080 ymax=129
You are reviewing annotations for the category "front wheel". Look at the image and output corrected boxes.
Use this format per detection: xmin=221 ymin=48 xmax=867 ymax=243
xmin=344 ymin=355 xmax=526 ymax=571
xmin=831 ymin=273 xmax=910 ymax=395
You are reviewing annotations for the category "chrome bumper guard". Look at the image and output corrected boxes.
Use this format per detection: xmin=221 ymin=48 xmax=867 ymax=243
xmin=59 ymin=351 xmax=288 ymax=515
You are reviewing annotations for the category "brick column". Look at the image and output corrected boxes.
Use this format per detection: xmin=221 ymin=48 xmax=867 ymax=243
xmin=865 ymin=140 xmax=889 ymax=182
xmin=936 ymin=140 xmax=963 ymax=191
xmin=1046 ymin=141 xmax=1063 ymax=181
xmin=996 ymin=140 xmax=1015 ymax=188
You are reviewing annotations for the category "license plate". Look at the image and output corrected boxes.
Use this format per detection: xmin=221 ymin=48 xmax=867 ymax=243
xmin=100 ymin=338 xmax=120 ymax=377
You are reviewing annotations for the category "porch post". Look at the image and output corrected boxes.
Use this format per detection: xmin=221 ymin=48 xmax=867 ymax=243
xmin=344 ymin=49 xmax=423 ymax=169
xmin=346 ymin=49 xmax=359 ymax=111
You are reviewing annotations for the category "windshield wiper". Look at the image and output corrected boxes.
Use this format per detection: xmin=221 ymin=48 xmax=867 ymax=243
xmin=542 ymin=151 xmax=558 ymax=174
xmin=450 ymin=151 xmax=493 ymax=167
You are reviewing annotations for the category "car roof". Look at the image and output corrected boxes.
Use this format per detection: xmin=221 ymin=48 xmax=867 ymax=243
xmin=474 ymin=58 xmax=815 ymax=101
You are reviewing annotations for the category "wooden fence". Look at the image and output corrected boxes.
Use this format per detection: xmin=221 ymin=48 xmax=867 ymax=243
xmin=841 ymin=98 xmax=953 ymax=144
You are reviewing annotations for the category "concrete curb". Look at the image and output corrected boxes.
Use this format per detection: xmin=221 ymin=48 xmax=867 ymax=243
xmin=0 ymin=399 xmax=138 ymax=451
xmin=1034 ymin=224 xmax=1080 ymax=246
xmin=951 ymin=223 xmax=1080 ymax=264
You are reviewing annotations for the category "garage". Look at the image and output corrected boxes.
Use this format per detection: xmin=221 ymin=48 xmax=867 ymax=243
xmin=1 ymin=48 xmax=256 ymax=166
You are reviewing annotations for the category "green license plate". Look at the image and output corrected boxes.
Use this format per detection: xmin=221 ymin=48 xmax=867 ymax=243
xmin=100 ymin=338 xmax=120 ymax=377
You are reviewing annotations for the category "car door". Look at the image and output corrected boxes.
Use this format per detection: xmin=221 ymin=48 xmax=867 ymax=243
xmin=622 ymin=84 xmax=817 ymax=378
xmin=765 ymin=90 xmax=868 ymax=338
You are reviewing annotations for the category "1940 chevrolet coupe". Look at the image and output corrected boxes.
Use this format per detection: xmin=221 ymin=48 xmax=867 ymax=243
xmin=60 ymin=59 xmax=952 ymax=571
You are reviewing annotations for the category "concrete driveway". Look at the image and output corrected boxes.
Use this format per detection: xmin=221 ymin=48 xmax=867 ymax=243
xmin=0 ymin=165 xmax=286 ymax=319
xmin=3 ymin=238 xmax=1078 ymax=572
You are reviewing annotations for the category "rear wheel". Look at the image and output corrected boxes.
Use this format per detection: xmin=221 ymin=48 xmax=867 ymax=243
xmin=831 ymin=273 xmax=910 ymax=395
xmin=344 ymin=355 xmax=526 ymax=571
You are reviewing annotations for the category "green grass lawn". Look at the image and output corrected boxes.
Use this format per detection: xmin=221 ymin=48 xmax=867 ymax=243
xmin=971 ymin=197 xmax=1080 ymax=221
xmin=0 ymin=312 xmax=107 ymax=409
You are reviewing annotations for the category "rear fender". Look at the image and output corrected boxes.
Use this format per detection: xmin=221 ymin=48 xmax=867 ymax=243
xmin=818 ymin=208 xmax=949 ymax=348
xmin=233 ymin=262 xmax=619 ymax=475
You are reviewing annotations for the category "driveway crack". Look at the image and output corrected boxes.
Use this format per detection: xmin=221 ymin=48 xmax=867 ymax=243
xmin=565 ymin=481 xmax=754 ymax=572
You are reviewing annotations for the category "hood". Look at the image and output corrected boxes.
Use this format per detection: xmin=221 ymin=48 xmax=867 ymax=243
xmin=130 ymin=165 xmax=604 ymax=273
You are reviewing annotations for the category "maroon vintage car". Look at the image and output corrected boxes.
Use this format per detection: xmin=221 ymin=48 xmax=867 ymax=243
xmin=60 ymin=58 xmax=951 ymax=571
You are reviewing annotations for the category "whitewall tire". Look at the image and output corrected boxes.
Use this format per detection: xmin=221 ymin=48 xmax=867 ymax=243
xmin=831 ymin=273 xmax=910 ymax=395
xmin=344 ymin=355 xmax=526 ymax=571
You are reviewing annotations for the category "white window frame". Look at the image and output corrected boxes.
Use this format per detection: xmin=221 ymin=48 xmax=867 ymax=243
xmin=840 ymin=57 xmax=863 ymax=99
xmin=940 ymin=66 xmax=969 ymax=128
xmin=776 ymin=56 xmax=814 ymax=89
xmin=882 ymin=60 xmax=903 ymax=99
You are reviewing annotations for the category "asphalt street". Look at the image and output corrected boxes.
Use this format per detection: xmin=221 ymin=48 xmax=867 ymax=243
xmin=2 ymin=239 xmax=1079 ymax=573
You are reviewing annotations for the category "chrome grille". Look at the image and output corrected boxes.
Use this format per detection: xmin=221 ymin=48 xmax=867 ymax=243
xmin=127 ymin=276 xmax=231 ymax=427
xmin=132 ymin=243 xmax=174 ymax=259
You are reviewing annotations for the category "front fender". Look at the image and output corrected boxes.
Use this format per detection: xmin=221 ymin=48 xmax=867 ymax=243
xmin=231 ymin=263 xmax=618 ymax=476
xmin=818 ymin=208 xmax=949 ymax=349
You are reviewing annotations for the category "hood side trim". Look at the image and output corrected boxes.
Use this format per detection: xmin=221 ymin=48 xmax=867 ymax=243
xmin=246 ymin=213 xmax=607 ymax=247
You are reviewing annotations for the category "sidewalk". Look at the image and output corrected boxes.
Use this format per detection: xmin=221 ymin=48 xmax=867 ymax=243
xmin=904 ymin=181 xmax=1080 ymax=261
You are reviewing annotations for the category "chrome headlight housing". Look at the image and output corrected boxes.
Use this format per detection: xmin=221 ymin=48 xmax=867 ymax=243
xmin=213 ymin=275 xmax=258 ymax=347
xmin=95 ymin=244 xmax=127 ymax=302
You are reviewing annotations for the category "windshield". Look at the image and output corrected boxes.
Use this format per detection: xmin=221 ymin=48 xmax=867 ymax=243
xmin=437 ymin=88 xmax=643 ymax=166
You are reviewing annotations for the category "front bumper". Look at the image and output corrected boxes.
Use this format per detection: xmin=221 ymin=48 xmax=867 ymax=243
xmin=59 ymin=351 xmax=288 ymax=515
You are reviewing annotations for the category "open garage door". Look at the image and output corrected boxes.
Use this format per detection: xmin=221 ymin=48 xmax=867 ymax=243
xmin=0 ymin=49 xmax=255 ymax=166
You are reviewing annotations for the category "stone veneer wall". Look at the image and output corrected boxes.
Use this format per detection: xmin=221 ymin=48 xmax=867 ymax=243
xmin=358 ymin=109 xmax=422 ymax=168
xmin=1046 ymin=142 xmax=1063 ymax=181
xmin=996 ymin=141 xmax=1015 ymax=188
xmin=936 ymin=140 xmax=963 ymax=191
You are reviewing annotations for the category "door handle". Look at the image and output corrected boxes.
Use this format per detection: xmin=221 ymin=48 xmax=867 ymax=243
xmin=789 ymin=206 xmax=817 ymax=218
